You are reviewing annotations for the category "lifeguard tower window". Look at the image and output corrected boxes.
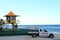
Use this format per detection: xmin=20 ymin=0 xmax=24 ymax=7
xmin=7 ymin=16 xmax=16 ymax=20
xmin=7 ymin=17 xmax=10 ymax=20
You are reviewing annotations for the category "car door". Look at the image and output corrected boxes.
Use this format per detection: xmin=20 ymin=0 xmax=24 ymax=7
xmin=39 ymin=29 xmax=43 ymax=36
xmin=39 ymin=29 xmax=48 ymax=36
xmin=42 ymin=29 xmax=48 ymax=36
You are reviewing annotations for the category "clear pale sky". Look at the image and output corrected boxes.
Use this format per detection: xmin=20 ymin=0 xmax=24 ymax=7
xmin=0 ymin=0 xmax=60 ymax=25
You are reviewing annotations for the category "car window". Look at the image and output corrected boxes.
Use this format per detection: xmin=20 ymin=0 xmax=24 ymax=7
xmin=40 ymin=29 xmax=42 ymax=32
xmin=44 ymin=29 xmax=48 ymax=32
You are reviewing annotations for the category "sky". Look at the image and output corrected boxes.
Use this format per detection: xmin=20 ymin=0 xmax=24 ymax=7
xmin=0 ymin=0 xmax=60 ymax=25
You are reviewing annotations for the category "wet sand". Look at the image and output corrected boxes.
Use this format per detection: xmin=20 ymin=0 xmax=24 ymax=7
xmin=0 ymin=34 xmax=60 ymax=40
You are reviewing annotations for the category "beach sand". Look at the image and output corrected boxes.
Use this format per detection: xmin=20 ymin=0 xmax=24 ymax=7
xmin=0 ymin=34 xmax=60 ymax=40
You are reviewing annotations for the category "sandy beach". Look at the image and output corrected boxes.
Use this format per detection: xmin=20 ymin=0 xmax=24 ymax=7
xmin=0 ymin=34 xmax=60 ymax=40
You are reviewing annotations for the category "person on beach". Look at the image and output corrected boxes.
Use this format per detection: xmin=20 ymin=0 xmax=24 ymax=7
xmin=12 ymin=23 xmax=18 ymax=30
xmin=14 ymin=23 xmax=18 ymax=30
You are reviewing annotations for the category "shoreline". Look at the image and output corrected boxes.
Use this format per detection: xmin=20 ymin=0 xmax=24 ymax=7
xmin=0 ymin=34 xmax=60 ymax=40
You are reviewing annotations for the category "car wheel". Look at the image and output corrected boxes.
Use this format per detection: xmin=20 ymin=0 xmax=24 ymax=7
xmin=48 ymin=34 xmax=54 ymax=38
xmin=32 ymin=34 xmax=37 ymax=38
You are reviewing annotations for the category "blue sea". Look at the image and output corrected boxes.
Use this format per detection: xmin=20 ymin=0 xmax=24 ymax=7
xmin=3 ymin=25 xmax=60 ymax=33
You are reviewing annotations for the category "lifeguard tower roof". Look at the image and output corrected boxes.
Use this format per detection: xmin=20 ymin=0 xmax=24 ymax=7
xmin=4 ymin=11 xmax=20 ymax=24
xmin=4 ymin=11 xmax=18 ymax=17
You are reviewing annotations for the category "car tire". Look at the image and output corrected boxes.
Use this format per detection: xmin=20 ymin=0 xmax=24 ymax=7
xmin=32 ymin=34 xmax=37 ymax=38
xmin=48 ymin=34 xmax=54 ymax=38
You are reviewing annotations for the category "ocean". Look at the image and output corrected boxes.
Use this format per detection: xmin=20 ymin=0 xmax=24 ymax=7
xmin=3 ymin=25 xmax=60 ymax=33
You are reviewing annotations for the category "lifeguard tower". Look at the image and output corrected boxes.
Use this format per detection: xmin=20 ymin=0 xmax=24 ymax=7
xmin=4 ymin=11 xmax=18 ymax=24
xmin=4 ymin=11 xmax=19 ymax=30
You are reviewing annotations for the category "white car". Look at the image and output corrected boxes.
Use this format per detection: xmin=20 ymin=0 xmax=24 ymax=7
xmin=28 ymin=29 xmax=55 ymax=38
